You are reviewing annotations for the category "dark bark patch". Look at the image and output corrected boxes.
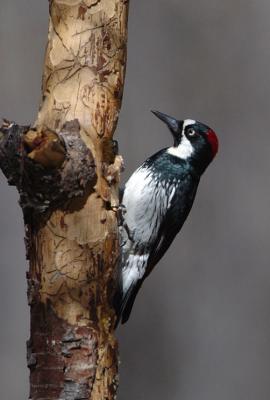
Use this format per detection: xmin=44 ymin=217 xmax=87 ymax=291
xmin=29 ymin=302 xmax=98 ymax=400
xmin=0 ymin=119 xmax=97 ymax=225
xmin=78 ymin=5 xmax=87 ymax=21
xmin=61 ymin=380 xmax=89 ymax=400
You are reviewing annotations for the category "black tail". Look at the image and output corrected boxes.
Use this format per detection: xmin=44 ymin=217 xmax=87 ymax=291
xmin=114 ymin=280 xmax=143 ymax=326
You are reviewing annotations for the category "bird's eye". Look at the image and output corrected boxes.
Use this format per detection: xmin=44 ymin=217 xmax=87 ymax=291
xmin=187 ymin=127 xmax=196 ymax=137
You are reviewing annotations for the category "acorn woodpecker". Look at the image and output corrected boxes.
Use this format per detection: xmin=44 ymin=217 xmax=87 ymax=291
xmin=117 ymin=111 xmax=218 ymax=324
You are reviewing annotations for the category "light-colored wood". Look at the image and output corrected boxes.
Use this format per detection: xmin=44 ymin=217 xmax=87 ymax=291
xmin=24 ymin=129 xmax=66 ymax=168
xmin=36 ymin=0 xmax=128 ymax=202
xmin=26 ymin=1 xmax=129 ymax=399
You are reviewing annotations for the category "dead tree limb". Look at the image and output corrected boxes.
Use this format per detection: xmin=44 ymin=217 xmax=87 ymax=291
xmin=0 ymin=1 xmax=129 ymax=399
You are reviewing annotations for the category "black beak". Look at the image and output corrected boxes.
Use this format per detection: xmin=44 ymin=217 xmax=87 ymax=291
xmin=151 ymin=110 xmax=181 ymax=136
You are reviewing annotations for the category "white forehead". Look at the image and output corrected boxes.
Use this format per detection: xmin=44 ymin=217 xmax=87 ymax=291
xmin=183 ymin=119 xmax=196 ymax=130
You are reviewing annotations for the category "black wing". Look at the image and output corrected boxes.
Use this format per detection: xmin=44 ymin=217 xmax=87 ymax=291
xmin=146 ymin=181 xmax=198 ymax=277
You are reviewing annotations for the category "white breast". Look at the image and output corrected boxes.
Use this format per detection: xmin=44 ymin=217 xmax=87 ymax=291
xmin=122 ymin=167 xmax=174 ymax=245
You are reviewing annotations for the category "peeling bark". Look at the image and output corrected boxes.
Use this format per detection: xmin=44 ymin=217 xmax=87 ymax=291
xmin=0 ymin=1 xmax=129 ymax=399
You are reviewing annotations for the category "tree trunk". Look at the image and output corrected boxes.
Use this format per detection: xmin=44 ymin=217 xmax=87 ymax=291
xmin=0 ymin=1 xmax=129 ymax=399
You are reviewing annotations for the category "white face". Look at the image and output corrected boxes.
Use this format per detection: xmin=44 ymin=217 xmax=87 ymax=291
xmin=167 ymin=119 xmax=196 ymax=160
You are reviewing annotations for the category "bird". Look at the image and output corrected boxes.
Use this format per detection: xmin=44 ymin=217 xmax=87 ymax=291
xmin=116 ymin=110 xmax=218 ymax=324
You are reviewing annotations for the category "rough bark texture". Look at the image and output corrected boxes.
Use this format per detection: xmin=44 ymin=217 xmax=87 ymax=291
xmin=0 ymin=1 xmax=129 ymax=399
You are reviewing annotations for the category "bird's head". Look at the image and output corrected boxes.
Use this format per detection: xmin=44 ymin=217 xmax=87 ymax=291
xmin=152 ymin=110 xmax=219 ymax=174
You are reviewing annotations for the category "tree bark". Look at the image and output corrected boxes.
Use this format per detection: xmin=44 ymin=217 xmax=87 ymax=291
xmin=0 ymin=1 xmax=129 ymax=399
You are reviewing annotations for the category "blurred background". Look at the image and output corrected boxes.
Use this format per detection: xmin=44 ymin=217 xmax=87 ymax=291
xmin=1 ymin=1 xmax=270 ymax=399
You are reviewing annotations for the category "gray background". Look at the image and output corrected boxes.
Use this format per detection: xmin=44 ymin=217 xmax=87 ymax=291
xmin=0 ymin=1 xmax=270 ymax=399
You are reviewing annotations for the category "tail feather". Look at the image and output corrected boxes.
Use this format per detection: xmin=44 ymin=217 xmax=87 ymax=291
xmin=121 ymin=281 xmax=142 ymax=324
xmin=115 ymin=240 xmax=149 ymax=326
xmin=113 ymin=279 xmax=143 ymax=326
